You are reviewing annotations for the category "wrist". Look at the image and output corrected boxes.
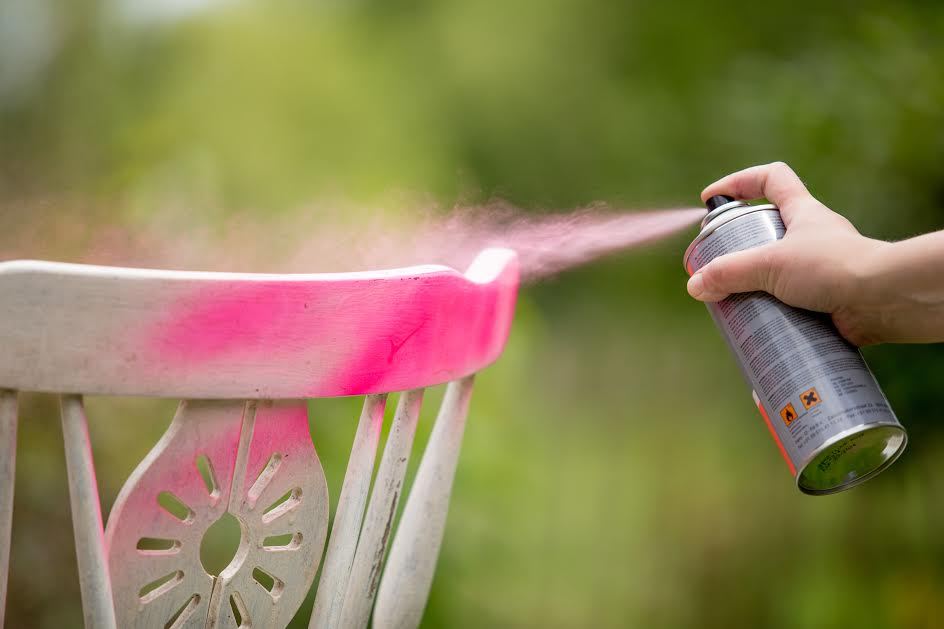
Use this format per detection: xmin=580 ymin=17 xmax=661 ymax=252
xmin=848 ymin=237 xmax=895 ymax=306
xmin=851 ymin=232 xmax=944 ymax=343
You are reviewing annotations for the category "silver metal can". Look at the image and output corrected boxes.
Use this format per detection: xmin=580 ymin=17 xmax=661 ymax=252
xmin=683 ymin=196 xmax=907 ymax=494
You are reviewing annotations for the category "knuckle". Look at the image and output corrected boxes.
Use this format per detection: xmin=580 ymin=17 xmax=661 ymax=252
xmin=705 ymin=245 xmax=782 ymax=294
xmin=698 ymin=264 xmax=720 ymax=289
xmin=768 ymin=160 xmax=791 ymax=174
xmin=755 ymin=246 xmax=781 ymax=292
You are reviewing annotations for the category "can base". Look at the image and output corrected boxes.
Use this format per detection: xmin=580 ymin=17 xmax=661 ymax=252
xmin=798 ymin=424 xmax=907 ymax=495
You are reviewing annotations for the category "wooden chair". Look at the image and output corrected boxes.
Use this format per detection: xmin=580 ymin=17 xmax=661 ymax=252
xmin=0 ymin=248 xmax=519 ymax=628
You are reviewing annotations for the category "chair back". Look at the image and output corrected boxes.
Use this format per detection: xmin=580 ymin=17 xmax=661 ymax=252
xmin=0 ymin=248 xmax=519 ymax=628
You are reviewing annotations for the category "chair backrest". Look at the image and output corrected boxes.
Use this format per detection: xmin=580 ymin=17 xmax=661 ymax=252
xmin=0 ymin=248 xmax=519 ymax=629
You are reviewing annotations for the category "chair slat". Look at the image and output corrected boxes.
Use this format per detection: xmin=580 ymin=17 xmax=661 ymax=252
xmin=373 ymin=377 xmax=475 ymax=629
xmin=310 ymin=395 xmax=387 ymax=629
xmin=210 ymin=400 xmax=329 ymax=629
xmin=339 ymin=389 xmax=424 ymax=628
xmin=0 ymin=390 xmax=16 ymax=628
xmin=60 ymin=395 xmax=118 ymax=629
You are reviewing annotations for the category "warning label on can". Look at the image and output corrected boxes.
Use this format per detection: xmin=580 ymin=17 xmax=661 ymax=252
xmin=801 ymin=387 xmax=821 ymax=410
xmin=780 ymin=403 xmax=798 ymax=427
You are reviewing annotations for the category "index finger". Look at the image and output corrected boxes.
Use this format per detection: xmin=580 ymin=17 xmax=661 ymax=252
xmin=701 ymin=162 xmax=811 ymax=208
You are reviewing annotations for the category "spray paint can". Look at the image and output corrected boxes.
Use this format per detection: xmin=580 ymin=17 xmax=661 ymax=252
xmin=683 ymin=195 xmax=907 ymax=495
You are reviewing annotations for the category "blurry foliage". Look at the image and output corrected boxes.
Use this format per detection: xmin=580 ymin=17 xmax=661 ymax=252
xmin=2 ymin=0 xmax=944 ymax=627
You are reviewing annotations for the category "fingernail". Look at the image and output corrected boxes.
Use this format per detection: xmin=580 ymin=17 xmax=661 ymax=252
xmin=687 ymin=273 xmax=705 ymax=298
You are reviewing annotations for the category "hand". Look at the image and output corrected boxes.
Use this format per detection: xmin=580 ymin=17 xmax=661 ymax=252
xmin=686 ymin=162 xmax=944 ymax=346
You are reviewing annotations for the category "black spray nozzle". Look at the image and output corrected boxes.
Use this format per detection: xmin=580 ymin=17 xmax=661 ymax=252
xmin=705 ymin=195 xmax=735 ymax=212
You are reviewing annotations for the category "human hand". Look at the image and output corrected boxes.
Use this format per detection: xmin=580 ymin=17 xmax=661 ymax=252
xmin=686 ymin=162 xmax=944 ymax=346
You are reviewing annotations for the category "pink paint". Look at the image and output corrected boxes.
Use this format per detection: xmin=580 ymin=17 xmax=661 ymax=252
xmin=151 ymin=283 xmax=311 ymax=362
xmin=326 ymin=250 xmax=517 ymax=394
xmin=144 ymin=248 xmax=519 ymax=397
xmin=241 ymin=401 xmax=316 ymax=502
xmin=486 ymin=207 xmax=705 ymax=280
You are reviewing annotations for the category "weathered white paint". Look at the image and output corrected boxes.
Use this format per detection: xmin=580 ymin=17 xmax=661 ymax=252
xmin=309 ymin=395 xmax=387 ymax=629
xmin=373 ymin=377 xmax=475 ymax=629
xmin=0 ymin=390 xmax=17 ymax=628
xmin=60 ymin=395 xmax=118 ymax=629
xmin=105 ymin=400 xmax=328 ymax=629
xmin=338 ymin=389 xmax=425 ymax=628
xmin=106 ymin=400 xmax=241 ymax=628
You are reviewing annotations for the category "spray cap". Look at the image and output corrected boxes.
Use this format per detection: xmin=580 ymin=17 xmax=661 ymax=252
xmin=705 ymin=195 xmax=735 ymax=211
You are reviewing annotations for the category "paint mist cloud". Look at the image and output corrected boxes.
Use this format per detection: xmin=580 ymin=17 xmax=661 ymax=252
xmin=438 ymin=204 xmax=706 ymax=281
xmin=0 ymin=200 xmax=705 ymax=281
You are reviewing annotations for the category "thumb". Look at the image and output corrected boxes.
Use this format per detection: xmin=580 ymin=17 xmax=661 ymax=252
xmin=687 ymin=244 xmax=780 ymax=302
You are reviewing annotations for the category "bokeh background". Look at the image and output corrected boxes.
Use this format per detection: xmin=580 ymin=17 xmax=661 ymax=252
xmin=2 ymin=0 xmax=944 ymax=627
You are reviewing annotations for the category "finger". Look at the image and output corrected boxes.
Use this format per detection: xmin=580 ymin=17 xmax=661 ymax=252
xmin=687 ymin=244 xmax=780 ymax=302
xmin=701 ymin=162 xmax=811 ymax=208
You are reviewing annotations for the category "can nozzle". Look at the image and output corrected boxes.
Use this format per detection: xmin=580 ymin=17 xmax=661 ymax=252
xmin=705 ymin=195 xmax=735 ymax=211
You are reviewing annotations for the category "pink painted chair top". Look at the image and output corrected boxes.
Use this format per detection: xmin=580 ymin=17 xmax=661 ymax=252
xmin=0 ymin=248 xmax=519 ymax=398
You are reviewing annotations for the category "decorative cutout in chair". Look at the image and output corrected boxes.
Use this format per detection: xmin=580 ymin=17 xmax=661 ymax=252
xmin=0 ymin=248 xmax=519 ymax=628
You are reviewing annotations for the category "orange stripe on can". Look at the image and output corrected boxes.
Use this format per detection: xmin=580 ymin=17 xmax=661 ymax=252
xmin=754 ymin=397 xmax=796 ymax=477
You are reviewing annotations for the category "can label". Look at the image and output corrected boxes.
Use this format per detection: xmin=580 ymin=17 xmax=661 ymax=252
xmin=686 ymin=208 xmax=902 ymax=486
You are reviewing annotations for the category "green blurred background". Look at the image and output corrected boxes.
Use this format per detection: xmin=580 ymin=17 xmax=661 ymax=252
xmin=2 ymin=0 xmax=944 ymax=627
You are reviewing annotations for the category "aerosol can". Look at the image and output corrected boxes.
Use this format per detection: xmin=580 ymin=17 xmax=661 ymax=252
xmin=684 ymin=195 xmax=906 ymax=494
